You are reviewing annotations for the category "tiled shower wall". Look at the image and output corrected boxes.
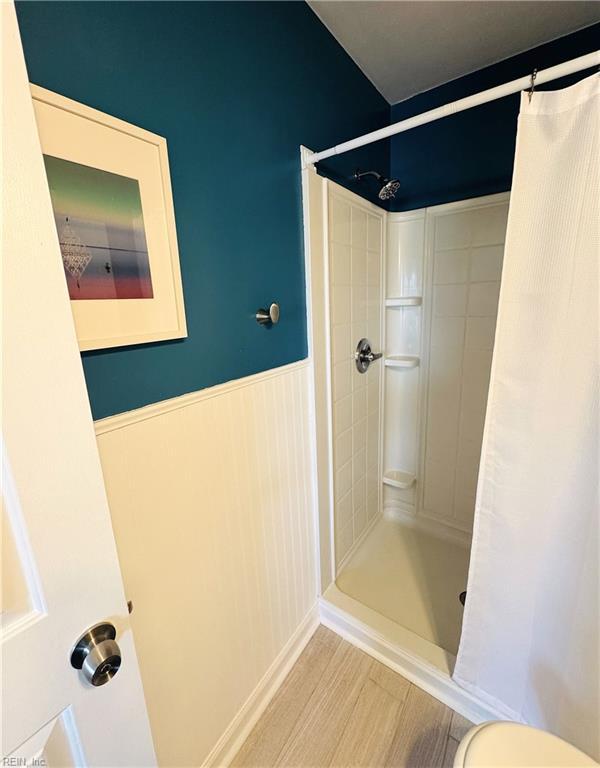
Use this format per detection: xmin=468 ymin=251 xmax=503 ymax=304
xmin=422 ymin=198 xmax=509 ymax=532
xmin=328 ymin=185 xmax=383 ymax=568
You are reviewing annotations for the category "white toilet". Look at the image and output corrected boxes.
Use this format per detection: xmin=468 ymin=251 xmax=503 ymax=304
xmin=454 ymin=722 xmax=598 ymax=767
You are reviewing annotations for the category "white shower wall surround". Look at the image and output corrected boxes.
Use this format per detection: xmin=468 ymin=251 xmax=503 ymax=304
xmin=424 ymin=203 xmax=507 ymax=530
xmin=328 ymin=186 xmax=384 ymax=568
xmin=326 ymin=182 xmax=509 ymax=557
xmin=384 ymin=196 xmax=509 ymax=536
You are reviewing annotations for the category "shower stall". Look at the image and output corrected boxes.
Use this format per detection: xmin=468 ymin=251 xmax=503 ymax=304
xmin=302 ymin=51 xmax=598 ymax=747
xmin=303 ymin=159 xmax=509 ymax=719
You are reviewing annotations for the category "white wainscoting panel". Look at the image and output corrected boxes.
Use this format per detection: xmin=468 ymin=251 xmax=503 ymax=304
xmin=95 ymin=361 xmax=317 ymax=767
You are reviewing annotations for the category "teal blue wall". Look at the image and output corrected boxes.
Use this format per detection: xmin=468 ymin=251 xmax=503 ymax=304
xmin=16 ymin=1 xmax=390 ymax=419
xmin=389 ymin=23 xmax=599 ymax=212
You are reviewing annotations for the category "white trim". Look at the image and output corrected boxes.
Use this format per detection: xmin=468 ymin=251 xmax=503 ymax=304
xmin=94 ymin=359 xmax=310 ymax=434
xmin=31 ymin=84 xmax=164 ymax=144
xmin=300 ymin=146 xmax=331 ymax=597
xmin=301 ymin=147 xmax=317 ymax=366
xmin=303 ymin=51 xmax=600 ymax=166
xmin=376 ymin=188 xmax=386 ymax=550
xmin=322 ymin=182 xmax=336 ymax=588
xmin=300 ymin=155 xmax=336 ymax=591
xmin=202 ymin=605 xmax=320 ymax=768
xmin=319 ymin=596 xmax=505 ymax=726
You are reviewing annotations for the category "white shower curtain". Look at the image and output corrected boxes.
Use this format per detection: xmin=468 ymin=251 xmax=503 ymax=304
xmin=454 ymin=72 xmax=599 ymax=759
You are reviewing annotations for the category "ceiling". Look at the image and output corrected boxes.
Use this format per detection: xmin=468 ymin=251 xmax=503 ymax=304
xmin=308 ymin=1 xmax=600 ymax=104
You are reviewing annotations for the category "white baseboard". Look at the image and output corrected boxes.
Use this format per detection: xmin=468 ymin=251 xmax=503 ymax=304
xmin=202 ymin=605 xmax=320 ymax=768
xmin=319 ymin=595 xmax=504 ymax=726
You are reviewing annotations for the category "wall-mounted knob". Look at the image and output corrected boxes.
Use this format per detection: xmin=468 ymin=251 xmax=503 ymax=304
xmin=70 ymin=622 xmax=121 ymax=687
xmin=256 ymin=302 xmax=280 ymax=326
xmin=355 ymin=338 xmax=383 ymax=373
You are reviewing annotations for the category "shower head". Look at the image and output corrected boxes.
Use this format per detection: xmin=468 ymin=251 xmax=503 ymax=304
xmin=378 ymin=178 xmax=401 ymax=201
xmin=354 ymin=169 xmax=401 ymax=201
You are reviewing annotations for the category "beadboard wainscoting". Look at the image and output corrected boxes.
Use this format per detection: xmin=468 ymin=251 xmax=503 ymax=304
xmin=94 ymin=360 xmax=318 ymax=767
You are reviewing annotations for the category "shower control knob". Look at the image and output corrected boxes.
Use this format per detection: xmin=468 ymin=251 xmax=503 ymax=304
xmin=256 ymin=303 xmax=280 ymax=326
xmin=70 ymin=622 xmax=122 ymax=687
xmin=355 ymin=338 xmax=382 ymax=373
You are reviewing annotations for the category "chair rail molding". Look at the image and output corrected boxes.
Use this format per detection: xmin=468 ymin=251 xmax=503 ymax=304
xmin=94 ymin=359 xmax=310 ymax=434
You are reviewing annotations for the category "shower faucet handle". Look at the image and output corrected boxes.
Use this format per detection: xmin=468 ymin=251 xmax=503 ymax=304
xmin=355 ymin=338 xmax=382 ymax=373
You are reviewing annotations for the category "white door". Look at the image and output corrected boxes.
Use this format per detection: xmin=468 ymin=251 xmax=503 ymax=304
xmin=2 ymin=5 xmax=156 ymax=766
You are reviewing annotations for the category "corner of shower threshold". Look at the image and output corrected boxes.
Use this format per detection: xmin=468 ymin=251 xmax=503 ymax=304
xmin=319 ymin=583 xmax=503 ymax=727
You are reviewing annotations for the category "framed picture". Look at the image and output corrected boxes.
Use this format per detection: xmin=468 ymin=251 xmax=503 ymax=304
xmin=31 ymin=85 xmax=187 ymax=351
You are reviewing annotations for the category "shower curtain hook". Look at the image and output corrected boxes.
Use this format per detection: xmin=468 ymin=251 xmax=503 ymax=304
xmin=528 ymin=68 xmax=538 ymax=103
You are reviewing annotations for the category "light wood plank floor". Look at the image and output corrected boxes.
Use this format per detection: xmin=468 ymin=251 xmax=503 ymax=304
xmin=233 ymin=626 xmax=473 ymax=768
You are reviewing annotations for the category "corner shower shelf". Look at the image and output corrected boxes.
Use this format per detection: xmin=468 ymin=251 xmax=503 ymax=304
xmin=382 ymin=470 xmax=416 ymax=490
xmin=385 ymin=297 xmax=422 ymax=308
xmin=384 ymin=355 xmax=420 ymax=369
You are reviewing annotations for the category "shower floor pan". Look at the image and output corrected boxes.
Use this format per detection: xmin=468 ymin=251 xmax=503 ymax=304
xmin=319 ymin=517 xmax=502 ymax=722
xmin=329 ymin=515 xmax=470 ymax=661
xmin=321 ymin=517 xmax=469 ymax=676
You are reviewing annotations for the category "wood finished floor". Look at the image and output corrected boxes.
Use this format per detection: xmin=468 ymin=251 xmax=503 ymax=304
xmin=233 ymin=626 xmax=473 ymax=768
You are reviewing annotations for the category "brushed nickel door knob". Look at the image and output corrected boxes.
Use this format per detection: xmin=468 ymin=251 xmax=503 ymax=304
xmin=70 ymin=622 xmax=121 ymax=687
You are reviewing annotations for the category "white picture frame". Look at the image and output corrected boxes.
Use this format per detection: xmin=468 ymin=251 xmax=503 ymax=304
xmin=31 ymin=84 xmax=187 ymax=351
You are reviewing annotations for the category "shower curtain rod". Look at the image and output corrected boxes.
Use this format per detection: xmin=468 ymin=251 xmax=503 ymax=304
xmin=303 ymin=50 xmax=600 ymax=167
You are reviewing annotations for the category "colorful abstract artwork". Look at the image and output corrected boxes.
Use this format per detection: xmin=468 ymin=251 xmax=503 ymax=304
xmin=43 ymin=155 xmax=153 ymax=300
